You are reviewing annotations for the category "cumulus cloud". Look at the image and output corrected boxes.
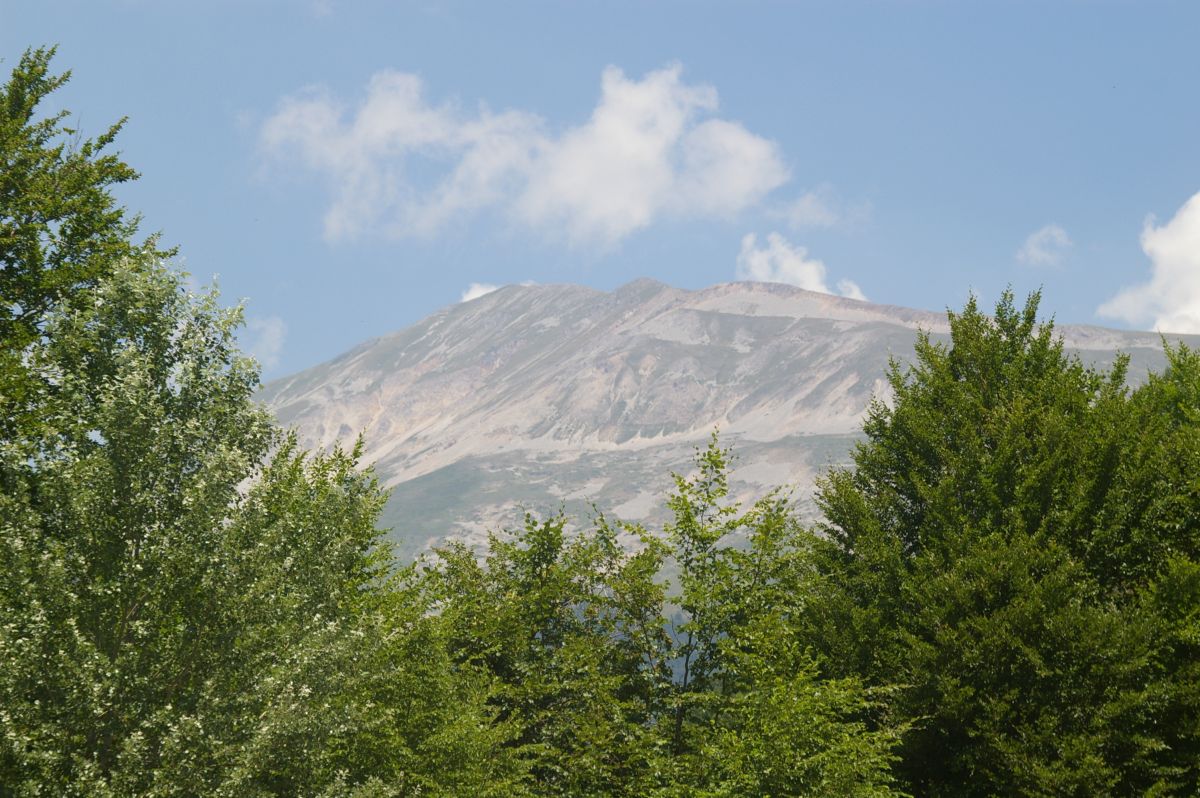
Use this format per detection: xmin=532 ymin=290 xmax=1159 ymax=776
xmin=260 ymin=71 xmax=541 ymax=239
xmin=244 ymin=315 xmax=287 ymax=370
xmin=1017 ymin=223 xmax=1072 ymax=266
xmin=461 ymin=282 xmax=500 ymax=302
xmin=1097 ymin=191 xmax=1200 ymax=333
xmin=261 ymin=64 xmax=788 ymax=247
xmin=735 ymin=232 xmax=865 ymax=301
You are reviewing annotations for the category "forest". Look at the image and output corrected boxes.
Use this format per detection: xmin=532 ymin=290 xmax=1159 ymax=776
xmin=2 ymin=48 xmax=1198 ymax=797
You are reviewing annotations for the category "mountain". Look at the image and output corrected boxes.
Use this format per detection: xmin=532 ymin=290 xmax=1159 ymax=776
xmin=259 ymin=280 xmax=1196 ymax=558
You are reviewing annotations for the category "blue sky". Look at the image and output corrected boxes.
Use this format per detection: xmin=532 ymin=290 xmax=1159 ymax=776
xmin=3 ymin=0 xmax=1198 ymax=378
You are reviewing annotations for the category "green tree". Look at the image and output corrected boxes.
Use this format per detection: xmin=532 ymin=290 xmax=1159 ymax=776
xmin=0 ymin=49 xmax=514 ymax=796
xmin=651 ymin=437 xmax=900 ymax=797
xmin=806 ymin=291 xmax=1200 ymax=796
xmin=426 ymin=513 xmax=668 ymax=796
xmin=0 ymin=46 xmax=151 ymax=443
xmin=0 ymin=236 xmax=522 ymax=798
xmin=426 ymin=437 xmax=902 ymax=797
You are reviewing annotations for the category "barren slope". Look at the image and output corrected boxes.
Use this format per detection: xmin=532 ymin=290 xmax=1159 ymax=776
xmin=261 ymin=280 xmax=1193 ymax=558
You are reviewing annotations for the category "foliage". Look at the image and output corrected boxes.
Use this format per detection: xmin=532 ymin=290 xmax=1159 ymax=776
xmin=6 ymin=47 xmax=1197 ymax=798
xmin=806 ymin=290 xmax=1200 ymax=796
xmin=0 ymin=49 xmax=512 ymax=796
xmin=425 ymin=436 xmax=903 ymax=797
xmin=1 ymin=47 xmax=893 ymax=795
xmin=0 ymin=253 xmax=501 ymax=795
xmin=0 ymin=46 xmax=156 ymax=444
xmin=426 ymin=514 xmax=666 ymax=796
xmin=650 ymin=437 xmax=901 ymax=797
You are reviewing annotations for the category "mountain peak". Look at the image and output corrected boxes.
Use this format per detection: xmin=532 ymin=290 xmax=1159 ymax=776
xmin=612 ymin=277 xmax=671 ymax=298
xmin=261 ymin=281 xmax=1199 ymax=558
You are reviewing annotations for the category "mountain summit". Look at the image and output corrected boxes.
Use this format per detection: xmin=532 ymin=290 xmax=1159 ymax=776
xmin=260 ymin=280 xmax=1193 ymax=557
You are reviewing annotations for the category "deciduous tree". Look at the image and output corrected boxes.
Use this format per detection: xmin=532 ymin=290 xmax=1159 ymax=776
xmin=806 ymin=291 xmax=1200 ymax=796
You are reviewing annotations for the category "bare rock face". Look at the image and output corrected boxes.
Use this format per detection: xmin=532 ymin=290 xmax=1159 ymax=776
xmin=259 ymin=280 xmax=1195 ymax=558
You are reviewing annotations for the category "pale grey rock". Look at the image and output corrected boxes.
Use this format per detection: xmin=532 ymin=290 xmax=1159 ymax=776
xmin=259 ymin=280 xmax=1198 ymax=559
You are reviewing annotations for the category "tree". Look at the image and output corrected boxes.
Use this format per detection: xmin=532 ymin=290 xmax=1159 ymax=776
xmin=0 ymin=234 xmax=528 ymax=798
xmin=806 ymin=291 xmax=1200 ymax=796
xmin=0 ymin=50 xmax=512 ymax=796
xmin=0 ymin=46 xmax=151 ymax=444
xmin=426 ymin=513 xmax=668 ymax=796
xmin=652 ymin=436 xmax=901 ymax=797
xmin=426 ymin=437 xmax=903 ymax=797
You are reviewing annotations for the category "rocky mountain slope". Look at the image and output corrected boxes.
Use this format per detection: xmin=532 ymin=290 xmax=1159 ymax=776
xmin=260 ymin=280 xmax=1195 ymax=558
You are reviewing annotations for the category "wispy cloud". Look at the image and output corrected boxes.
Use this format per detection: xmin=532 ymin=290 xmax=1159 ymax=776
xmin=774 ymin=185 xmax=871 ymax=231
xmin=460 ymin=282 xmax=500 ymax=302
xmin=243 ymin=315 xmax=287 ymax=370
xmin=260 ymin=64 xmax=788 ymax=247
xmin=780 ymin=190 xmax=839 ymax=228
xmin=1097 ymin=191 xmax=1200 ymax=333
xmin=1017 ymin=223 xmax=1072 ymax=267
xmin=735 ymin=232 xmax=865 ymax=301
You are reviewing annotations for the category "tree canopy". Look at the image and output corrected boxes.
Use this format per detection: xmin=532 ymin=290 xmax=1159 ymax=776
xmin=425 ymin=439 xmax=901 ymax=797
xmin=806 ymin=291 xmax=1200 ymax=796
xmin=0 ymin=48 xmax=899 ymax=796
xmin=0 ymin=47 xmax=156 ymax=443
xmin=0 ymin=47 xmax=515 ymax=795
xmin=2 ymin=47 xmax=1198 ymax=797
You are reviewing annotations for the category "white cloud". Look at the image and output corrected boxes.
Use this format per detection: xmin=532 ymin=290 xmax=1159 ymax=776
xmin=261 ymin=64 xmax=788 ymax=247
xmin=735 ymin=232 xmax=865 ymax=301
xmin=461 ymin=282 xmax=500 ymax=302
xmin=836 ymin=279 xmax=867 ymax=302
xmin=244 ymin=315 xmax=287 ymax=370
xmin=771 ymin=185 xmax=872 ymax=231
xmin=460 ymin=280 xmax=539 ymax=302
xmin=1097 ymin=191 xmax=1200 ymax=333
xmin=1017 ymin=223 xmax=1072 ymax=266
xmin=260 ymin=71 xmax=541 ymax=240
xmin=780 ymin=189 xmax=840 ymax=229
